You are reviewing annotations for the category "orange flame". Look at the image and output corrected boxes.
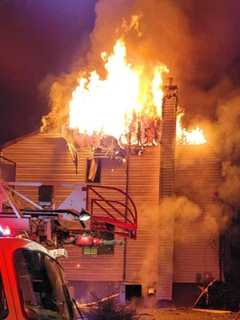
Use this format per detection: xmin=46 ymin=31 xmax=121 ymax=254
xmin=69 ymin=38 xmax=206 ymax=146
xmin=69 ymin=39 xmax=168 ymax=142
xmin=177 ymin=111 xmax=207 ymax=145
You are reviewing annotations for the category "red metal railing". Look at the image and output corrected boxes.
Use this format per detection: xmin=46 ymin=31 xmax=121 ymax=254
xmin=86 ymin=185 xmax=137 ymax=239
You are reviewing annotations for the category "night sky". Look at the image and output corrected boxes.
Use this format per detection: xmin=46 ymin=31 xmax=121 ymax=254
xmin=0 ymin=0 xmax=95 ymax=145
xmin=1 ymin=0 xmax=240 ymax=146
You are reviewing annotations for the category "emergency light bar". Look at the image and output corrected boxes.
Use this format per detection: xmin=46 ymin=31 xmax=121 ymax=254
xmin=0 ymin=225 xmax=11 ymax=236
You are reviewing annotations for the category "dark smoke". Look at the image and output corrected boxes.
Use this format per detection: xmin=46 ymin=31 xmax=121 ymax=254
xmin=89 ymin=0 xmax=240 ymax=213
xmin=213 ymin=93 xmax=240 ymax=208
xmin=39 ymin=0 xmax=240 ymax=219
xmin=88 ymin=0 xmax=240 ymax=121
xmin=1 ymin=0 xmax=240 ymax=145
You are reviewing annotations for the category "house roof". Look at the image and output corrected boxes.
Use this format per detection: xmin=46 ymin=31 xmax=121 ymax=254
xmin=0 ymin=130 xmax=40 ymax=151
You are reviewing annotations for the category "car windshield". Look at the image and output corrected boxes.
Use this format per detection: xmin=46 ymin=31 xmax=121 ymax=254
xmin=14 ymin=249 xmax=74 ymax=320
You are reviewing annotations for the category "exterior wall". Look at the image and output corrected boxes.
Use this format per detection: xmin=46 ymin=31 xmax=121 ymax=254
xmin=174 ymin=145 xmax=221 ymax=283
xmin=126 ymin=148 xmax=160 ymax=291
xmin=2 ymin=133 xmax=125 ymax=282
xmin=158 ymin=85 xmax=177 ymax=300
xmin=2 ymin=133 xmax=222 ymax=299
xmin=2 ymin=133 xmax=162 ymax=286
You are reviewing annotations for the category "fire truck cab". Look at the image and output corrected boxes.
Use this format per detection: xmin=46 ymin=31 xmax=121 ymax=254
xmin=0 ymin=237 xmax=75 ymax=320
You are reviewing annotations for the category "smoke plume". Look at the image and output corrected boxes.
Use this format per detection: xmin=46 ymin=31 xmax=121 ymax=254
xmin=42 ymin=0 xmax=240 ymax=222
xmin=211 ymin=94 xmax=240 ymax=209
xmin=88 ymin=0 xmax=240 ymax=120
xmin=158 ymin=196 xmax=229 ymax=242
xmin=42 ymin=0 xmax=240 ymax=131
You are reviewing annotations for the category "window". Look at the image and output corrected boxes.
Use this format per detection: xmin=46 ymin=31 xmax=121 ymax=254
xmin=82 ymin=246 xmax=98 ymax=256
xmin=86 ymin=159 xmax=101 ymax=183
xmin=82 ymin=224 xmax=115 ymax=256
xmin=38 ymin=185 xmax=54 ymax=207
xmin=0 ymin=273 xmax=8 ymax=319
xmin=125 ymin=284 xmax=142 ymax=301
xmin=14 ymin=249 xmax=74 ymax=320
xmin=97 ymin=227 xmax=115 ymax=255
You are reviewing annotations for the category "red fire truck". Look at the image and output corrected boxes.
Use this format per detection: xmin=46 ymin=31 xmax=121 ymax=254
xmin=0 ymin=237 xmax=78 ymax=320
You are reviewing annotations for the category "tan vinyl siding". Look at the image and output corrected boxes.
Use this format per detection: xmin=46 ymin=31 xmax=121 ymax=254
xmin=2 ymin=132 xmax=124 ymax=282
xmin=2 ymin=133 xmax=221 ymax=292
xmin=174 ymin=145 xmax=221 ymax=283
xmin=126 ymin=148 xmax=160 ymax=286
xmin=157 ymin=90 xmax=177 ymax=300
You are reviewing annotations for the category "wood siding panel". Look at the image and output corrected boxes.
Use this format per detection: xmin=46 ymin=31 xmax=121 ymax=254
xmin=158 ymin=90 xmax=177 ymax=300
xmin=125 ymin=148 xmax=162 ymax=300
xmin=174 ymin=145 xmax=221 ymax=282
xmin=2 ymin=133 xmax=124 ymax=282
xmin=2 ymin=132 xmax=221 ymax=292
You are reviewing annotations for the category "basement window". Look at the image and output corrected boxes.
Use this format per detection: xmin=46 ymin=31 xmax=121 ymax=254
xmin=125 ymin=284 xmax=142 ymax=301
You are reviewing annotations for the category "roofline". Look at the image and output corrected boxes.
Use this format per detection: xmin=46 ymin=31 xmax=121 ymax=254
xmin=0 ymin=130 xmax=40 ymax=150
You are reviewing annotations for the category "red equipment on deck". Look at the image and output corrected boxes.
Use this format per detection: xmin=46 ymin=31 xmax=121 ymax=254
xmin=0 ymin=180 xmax=138 ymax=248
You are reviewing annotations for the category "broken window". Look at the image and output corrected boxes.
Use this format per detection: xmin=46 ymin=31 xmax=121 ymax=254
xmin=86 ymin=159 xmax=101 ymax=183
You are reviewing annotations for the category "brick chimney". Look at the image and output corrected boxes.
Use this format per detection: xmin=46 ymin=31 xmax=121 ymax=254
xmin=160 ymin=78 xmax=177 ymax=197
xmin=157 ymin=78 xmax=178 ymax=302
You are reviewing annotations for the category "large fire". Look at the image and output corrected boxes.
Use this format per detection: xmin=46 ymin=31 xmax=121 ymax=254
xmin=69 ymin=39 xmax=207 ymax=146
xmin=69 ymin=39 xmax=167 ymax=146
xmin=177 ymin=111 xmax=207 ymax=145
xmin=70 ymin=39 xmax=142 ymax=139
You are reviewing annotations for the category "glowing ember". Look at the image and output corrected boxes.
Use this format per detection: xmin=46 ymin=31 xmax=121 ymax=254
xmin=177 ymin=112 xmax=207 ymax=145
xmin=69 ymin=39 xmax=168 ymax=144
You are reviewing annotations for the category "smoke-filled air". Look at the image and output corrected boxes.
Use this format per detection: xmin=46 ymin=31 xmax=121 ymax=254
xmin=41 ymin=0 xmax=240 ymax=238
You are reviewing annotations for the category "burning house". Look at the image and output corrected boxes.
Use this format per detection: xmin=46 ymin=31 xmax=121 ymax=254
xmin=0 ymin=27 xmax=226 ymax=306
